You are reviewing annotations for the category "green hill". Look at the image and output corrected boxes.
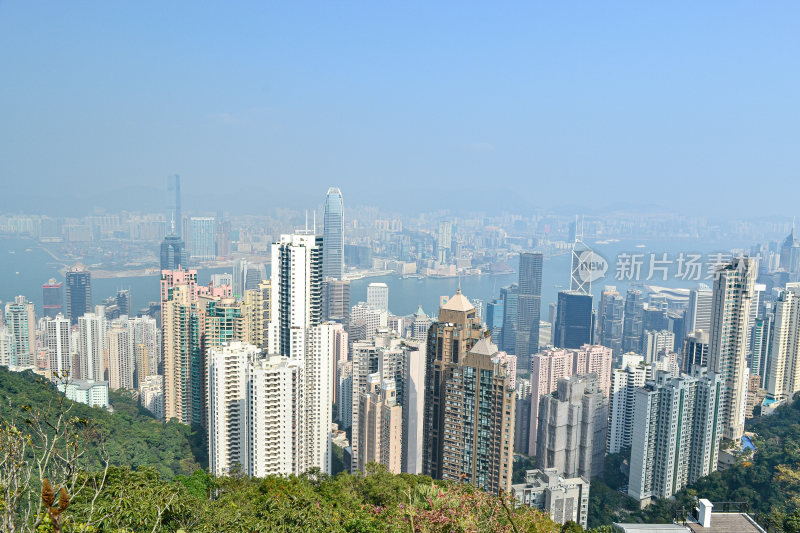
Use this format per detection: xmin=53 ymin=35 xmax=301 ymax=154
xmin=0 ymin=366 xmax=206 ymax=479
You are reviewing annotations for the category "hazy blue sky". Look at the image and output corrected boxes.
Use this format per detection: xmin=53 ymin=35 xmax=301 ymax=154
xmin=1 ymin=2 xmax=798 ymax=217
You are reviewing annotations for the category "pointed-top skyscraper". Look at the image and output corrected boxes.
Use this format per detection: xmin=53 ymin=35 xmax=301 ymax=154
xmin=161 ymin=174 xmax=188 ymax=270
xmin=323 ymin=187 xmax=344 ymax=280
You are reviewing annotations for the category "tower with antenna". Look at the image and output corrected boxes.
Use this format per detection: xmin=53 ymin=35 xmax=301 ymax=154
xmin=570 ymin=215 xmax=593 ymax=295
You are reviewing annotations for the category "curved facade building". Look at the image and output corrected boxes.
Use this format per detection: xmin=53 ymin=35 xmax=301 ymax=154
xmin=323 ymin=187 xmax=344 ymax=280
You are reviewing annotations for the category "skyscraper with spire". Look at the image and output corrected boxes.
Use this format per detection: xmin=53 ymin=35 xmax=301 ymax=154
xmin=160 ymin=174 xmax=188 ymax=270
xmin=323 ymin=187 xmax=344 ymax=280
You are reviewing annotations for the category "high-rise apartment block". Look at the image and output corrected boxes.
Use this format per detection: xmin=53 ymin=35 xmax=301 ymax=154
xmin=207 ymin=336 xmax=333 ymax=477
xmin=707 ymin=257 xmax=756 ymax=441
xmin=268 ymin=234 xmax=323 ymax=358
xmin=536 ymin=374 xmax=608 ymax=480
xmin=77 ymin=312 xmax=105 ymax=382
xmin=357 ymin=374 xmax=403 ymax=473
xmin=607 ymin=355 xmax=648 ymax=454
xmin=4 ymin=295 xmax=36 ymax=367
xmin=767 ymin=283 xmax=800 ymax=401
xmin=440 ymin=337 xmax=516 ymax=492
xmin=46 ymin=314 xmax=71 ymax=374
xmin=628 ymin=369 xmax=723 ymax=505
xmin=423 ymin=290 xmax=484 ymax=479
xmin=527 ymin=345 xmax=612 ymax=456
xmin=423 ymin=291 xmax=515 ymax=493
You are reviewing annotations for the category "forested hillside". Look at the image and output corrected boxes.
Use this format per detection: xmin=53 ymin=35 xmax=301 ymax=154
xmin=0 ymin=367 xmax=206 ymax=478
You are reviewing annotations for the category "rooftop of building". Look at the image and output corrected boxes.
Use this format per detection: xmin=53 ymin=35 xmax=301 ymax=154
xmin=613 ymin=525 xmax=690 ymax=533
xmin=440 ymin=288 xmax=474 ymax=313
xmin=685 ymin=513 xmax=764 ymax=533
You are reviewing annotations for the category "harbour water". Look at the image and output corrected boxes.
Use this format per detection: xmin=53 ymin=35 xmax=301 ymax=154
xmin=1 ymin=236 xmax=759 ymax=320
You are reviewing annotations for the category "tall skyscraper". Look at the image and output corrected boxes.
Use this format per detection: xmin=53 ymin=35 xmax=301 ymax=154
xmin=167 ymin=174 xmax=182 ymax=237
xmin=570 ymin=220 xmax=594 ymax=295
xmin=161 ymin=175 xmax=188 ymax=271
xmin=622 ymin=289 xmax=645 ymax=354
xmin=268 ymin=234 xmax=323 ymax=358
xmin=598 ymin=287 xmax=624 ymax=357
xmin=516 ymin=252 xmax=543 ymax=368
xmin=500 ymin=283 xmax=519 ymax=354
xmin=422 ymin=291 xmax=483 ymax=482
xmin=366 ymin=282 xmax=389 ymax=313
xmin=536 ymin=374 xmax=608 ymax=479
xmin=766 ymin=283 xmax=800 ymax=401
xmin=628 ymin=368 xmax=723 ymax=505
xmin=66 ymin=263 xmax=92 ymax=325
xmin=687 ymin=285 xmax=713 ymax=333
xmin=46 ymin=314 xmax=71 ymax=374
xmin=437 ymin=221 xmax=452 ymax=263
xmin=707 ymin=257 xmax=757 ymax=441
xmin=4 ymin=296 xmax=36 ymax=367
xmin=323 ymin=187 xmax=344 ymax=280
xmin=42 ymin=279 xmax=63 ymax=319
xmin=554 ymin=291 xmax=593 ymax=349
xmin=189 ymin=217 xmax=217 ymax=261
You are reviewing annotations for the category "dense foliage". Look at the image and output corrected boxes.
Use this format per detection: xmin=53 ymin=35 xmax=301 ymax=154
xmin=0 ymin=367 xmax=206 ymax=478
xmin=59 ymin=464 xmax=578 ymax=532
